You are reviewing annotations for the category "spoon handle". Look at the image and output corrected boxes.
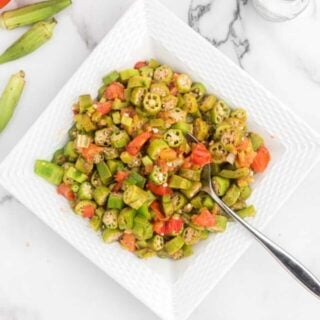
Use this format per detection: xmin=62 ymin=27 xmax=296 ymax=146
xmin=205 ymin=187 xmax=320 ymax=298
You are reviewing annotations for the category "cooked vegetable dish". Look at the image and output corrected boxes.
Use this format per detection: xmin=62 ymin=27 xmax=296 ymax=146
xmin=34 ymin=59 xmax=270 ymax=260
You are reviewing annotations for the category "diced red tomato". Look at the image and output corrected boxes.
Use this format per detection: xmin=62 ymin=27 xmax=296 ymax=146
xmin=120 ymin=233 xmax=136 ymax=252
xmin=96 ymin=101 xmax=112 ymax=115
xmin=165 ymin=216 xmax=184 ymax=236
xmin=0 ymin=0 xmax=11 ymax=9
xmin=80 ymin=144 xmax=104 ymax=163
xmin=251 ymin=146 xmax=271 ymax=173
xmin=104 ymin=82 xmax=125 ymax=100
xmin=150 ymin=200 xmax=166 ymax=220
xmin=192 ymin=208 xmax=216 ymax=228
xmin=153 ymin=221 xmax=166 ymax=236
xmin=120 ymin=107 xmax=136 ymax=117
xmin=57 ymin=183 xmax=75 ymax=201
xmin=126 ymin=131 xmax=152 ymax=156
xmin=190 ymin=143 xmax=212 ymax=167
xmin=134 ymin=61 xmax=147 ymax=69
xmin=153 ymin=216 xmax=184 ymax=236
xmin=82 ymin=205 xmax=95 ymax=219
xmin=147 ymin=182 xmax=173 ymax=196
xmin=115 ymin=171 xmax=129 ymax=182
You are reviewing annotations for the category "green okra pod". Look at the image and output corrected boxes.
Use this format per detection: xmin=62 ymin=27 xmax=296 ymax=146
xmin=0 ymin=18 xmax=57 ymax=65
xmin=0 ymin=0 xmax=71 ymax=30
xmin=0 ymin=71 xmax=25 ymax=133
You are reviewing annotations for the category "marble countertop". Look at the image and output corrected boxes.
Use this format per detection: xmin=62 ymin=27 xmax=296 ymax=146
xmin=0 ymin=0 xmax=320 ymax=319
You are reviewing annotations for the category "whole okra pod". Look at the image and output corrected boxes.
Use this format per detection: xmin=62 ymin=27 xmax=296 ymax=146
xmin=0 ymin=0 xmax=71 ymax=30
xmin=0 ymin=71 xmax=25 ymax=133
xmin=0 ymin=18 xmax=57 ymax=65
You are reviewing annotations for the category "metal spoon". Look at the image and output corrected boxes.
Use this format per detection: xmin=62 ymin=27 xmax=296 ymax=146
xmin=186 ymin=132 xmax=320 ymax=298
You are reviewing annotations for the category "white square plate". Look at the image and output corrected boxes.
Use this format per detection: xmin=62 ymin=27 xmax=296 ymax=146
xmin=1 ymin=1 xmax=320 ymax=319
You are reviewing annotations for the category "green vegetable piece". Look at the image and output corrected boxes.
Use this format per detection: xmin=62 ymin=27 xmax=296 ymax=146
xmin=162 ymin=195 xmax=174 ymax=216
xmin=78 ymin=182 xmax=93 ymax=200
xmin=135 ymin=248 xmax=156 ymax=259
xmin=102 ymin=228 xmax=122 ymax=243
xmin=89 ymin=215 xmax=102 ymax=231
xmin=132 ymin=216 xmax=153 ymax=240
xmin=0 ymin=71 xmax=25 ymax=133
xmin=123 ymin=185 xmax=149 ymax=209
xmin=110 ymin=130 xmax=130 ymax=149
xmin=0 ymin=18 xmax=57 ymax=65
xmin=119 ymin=68 xmax=139 ymax=81
xmin=231 ymin=108 xmax=247 ymax=122
xmin=136 ymin=240 xmax=148 ymax=249
xmin=98 ymin=84 xmax=107 ymax=100
xmin=219 ymin=168 xmax=250 ymax=179
xmin=183 ymin=93 xmax=198 ymax=114
xmin=150 ymin=82 xmax=169 ymax=97
xmin=106 ymin=159 xmax=124 ymax=174
xmin=127 ymin=76 xmax=151 ymax=89
xmin=165 ymin=236 xmax=184 ymax=255
xmin=112 ymin=111 xmax=121 ymax=124
xmin=66 ymin=166 xmax=88 ymax=183
xmin=172 ymin=121 xmax=193 ymax=134
xmin=210 ymin=215 xmax=228 ymax=232
xmin=120 ymin=114 xmax=132 ymax=127
xmin=93 ymin=186 xmax=110 ymax=206
xmin=182 ymin=245 xmax=193 ymax=257
xmin=190 ymin=82 xmax=206 ymax=100
xmin=176 ymin=73 xmax=192 ymax=93
xmin=75 ymin=114 xmax=96 ymax=132
xmin=137 ymin=204 xmax=151 ymax=220
xmin=231 ymin=200 xmax=247 ymax=211
xmin=95 ymin=207 xmax=105 ymax=218
xmin=0 ymin=0 xmax=71 ymax=30
xmin=126 ymin=171 xmax=146 ymax=188
xmin=149 ymin=166 xmax=168 ymax=185
xmin=91 ymin=170 xmax=102 ymax=188
xmin=102 ymin=209 xmax=119 ymax=229
xmin=236 ymin=205 xmax=256 ymax=218
xmin=147 ymin=139 xmax=168 ymax=160
xmin=71 ymin=183 xmax=80 ymax=193
xmin=249 ymin=132 xmax=264 ymax=151
xmin=222 ymin=184 xmax=240 ymax=206
xmin=107 ymin=193 xmax=124 ymax=210
xmin=103 ymin=70 xmax=119 ymax=85
xmin=79 ymin=94 xmax=92 ymax=113
xmin=164 ymin=129 xmax=184 ymax=147
xmin=193 ymin=118 xmax=209 ymax=141
xmin=200 ymin=95 xmax=217 ymax=112
xmin=118 ymin=207 xmax=136 ymax=230
xmin=153 ymin=65 xmax=173 ymax=83
xmin=211 ymin=100 xmax=231 ymax=124
xmin=148 ymin=58 xmax=160 ymax=69
xmin=202 ymin=195 xmax=215 ymax=209
xmin=149 ymin=235 xmax=164 ymax=251
xmin=75 ymin=157 xmax=93 ymax=175
xmin=52 ymin=148 xmax=66 ymax=166
xmin=34 ymin=160 xmax=64 ymax=185
xmin=172 ymin=192 xmax=187 ymax=211
xmin=179 ymin=168 xmax=201 ymax=182
xmin=139 ymin=66 xmax=154 ymax=78
xmin=75 ymin=134 xmax=91 ymax=149
xmin=130 ymin=87 xmax=147 ymax=106
xmin=239 ymin=185 xmax=252 ymax=201
xmin=142 ymin=155 xmax=153 ymax=167
xmin=94 ymin=128 xmax=112 ymax=146
xmin=212 ymin=176 xmax=230 ymax=197
xmin=200 ymin=230 xmax=210 ymax=240
xmin=143 ymin=92 xmax=161 ymax=115
xmin=63 ymin=141 xmax=78 ymax=162
xmin=182 ymin=227 xmax=202 ymax=245
xmin=112 ymin=98 xmax=127 ymax=110
xmin=149 ymin=118 xmax=165 ymax=128
xmin=120 ymin=151 xmax=141 ymax=168
xmin=169 ymin=175 xmax=192 ymax=190
xmin=96 ymin=161 xmax=112 ymax=184
xmin=68 ymin=125 xmax=78 ymax=139
xmin=181 ymin=181 xmax=202 ymax=199
xmin=161 ymin=94 xmax=178 ymax=111
xmin=74 ymin=200 xmax=96 ymax=216
xmin=209 ymin=142 xmax=228 ymax=164
xmin=145 ymin=190 xmax=156 ymax=206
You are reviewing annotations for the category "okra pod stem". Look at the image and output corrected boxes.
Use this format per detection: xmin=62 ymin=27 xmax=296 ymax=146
xmin=0 ymin=71 xmax=25 ymax=133
xmin=0 ymin=0 xmax=71 ymax=30
xmin=0 ymin=18 xmax=57 ymax=65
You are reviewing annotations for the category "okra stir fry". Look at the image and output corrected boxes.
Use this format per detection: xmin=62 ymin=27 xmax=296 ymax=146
xmin=34 ymin=59 xmax=271 ymax=260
